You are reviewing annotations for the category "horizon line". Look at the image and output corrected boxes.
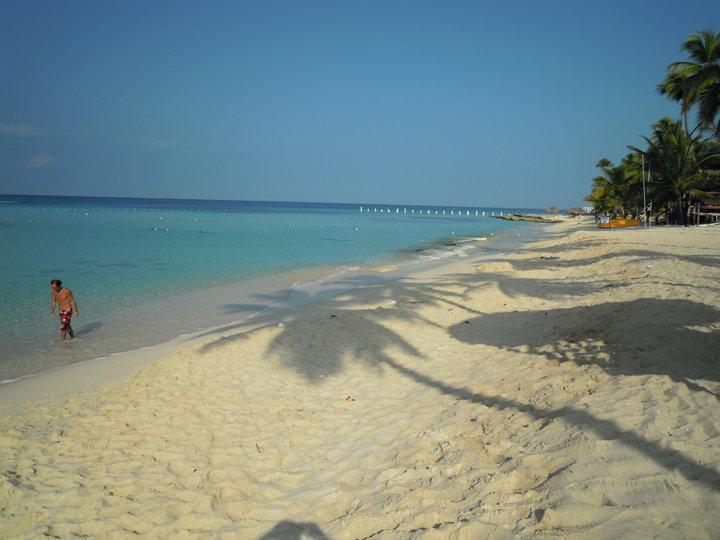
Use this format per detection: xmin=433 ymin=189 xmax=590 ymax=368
xmin=0 ymin=193 xmax=552 ymax=211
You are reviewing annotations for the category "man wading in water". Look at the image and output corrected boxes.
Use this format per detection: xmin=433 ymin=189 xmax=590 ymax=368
xmin=50 ymin=279 xmax=79 ymax=340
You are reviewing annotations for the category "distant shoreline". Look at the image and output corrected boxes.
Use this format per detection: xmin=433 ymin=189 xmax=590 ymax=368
xmin=493 ymin=213 xmax=564 ymax=223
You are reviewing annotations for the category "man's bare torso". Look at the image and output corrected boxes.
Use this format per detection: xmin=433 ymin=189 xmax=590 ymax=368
xmin=54 ymin=288 xmax=74 ymax=311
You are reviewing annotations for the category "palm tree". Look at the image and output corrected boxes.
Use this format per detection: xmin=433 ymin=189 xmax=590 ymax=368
xmin=659 ymin=30 xmax=720 ymax=137
xmin=658 ymin=72 xmax=694 ymax=134
xmin=585 ymin=158 xmax=642 ymax=218
xmin=639 ymin=118 xmax=720 ymax=224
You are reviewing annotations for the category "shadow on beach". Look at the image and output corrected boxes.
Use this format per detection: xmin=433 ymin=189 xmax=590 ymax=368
xmin=514 ymin=237 xmax=720 ymax=272
xmin=194 ymin=272 xmax=473 ymax=355
xmin=258 ymin=521 xmax=329 ymax=540
xmin=379 ymin=354 xmax=720 ymax=491
xmin=195 ymin=243 xmax=720 ymax=493
xmin=508 ymin=250 xmax=720 ymax=273
xmin=448 ymin=298 xmax=720 ymax=398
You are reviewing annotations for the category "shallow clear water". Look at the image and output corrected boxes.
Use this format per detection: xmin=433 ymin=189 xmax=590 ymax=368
xmin=0 ymin=195 xmax=534 ymax=382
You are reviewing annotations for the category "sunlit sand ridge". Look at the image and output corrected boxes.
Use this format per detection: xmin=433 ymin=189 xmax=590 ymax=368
xmin=1 ymin=220 xmax=719 ymax=538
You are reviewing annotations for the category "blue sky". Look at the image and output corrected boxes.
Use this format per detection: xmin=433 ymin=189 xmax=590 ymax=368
xmin=0 ymin=1 xmax=717 ymax=207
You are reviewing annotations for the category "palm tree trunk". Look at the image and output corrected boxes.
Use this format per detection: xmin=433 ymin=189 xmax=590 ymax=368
xmin=680 ymin=195 xmax=690 ymax=226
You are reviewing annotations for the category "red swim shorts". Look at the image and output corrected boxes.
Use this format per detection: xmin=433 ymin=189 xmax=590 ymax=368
xmin=59 ymin=309 xmax=73 ymax=332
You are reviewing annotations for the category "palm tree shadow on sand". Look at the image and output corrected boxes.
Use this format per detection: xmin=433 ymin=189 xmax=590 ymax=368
xmin=256 ymin=301 xmax=720 ymax=491
xmin=258 ymin=520 xmax=329 ymax=540
xmin=507 ymin=249 xmax=720 ymax=273
xmin=192 ymin=249 xmax=720 ymax=493
xmin=382 ymin=355 xmax=720 ymax=491
xmin=195 ymin=257 xmax=616 ymax=357
xmin=449 ymin=298 xmax=720 ymax=399
xmin=265 ymin=308 xmax=426 ymax=380
xmin=196 ymin=273 xmax=478 ymax=356
xmin=197 ymin=288 xmax=720 ymax=492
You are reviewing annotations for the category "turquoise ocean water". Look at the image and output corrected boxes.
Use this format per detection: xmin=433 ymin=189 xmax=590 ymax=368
xmin=0 ymin=195 xmax=536 ymax=383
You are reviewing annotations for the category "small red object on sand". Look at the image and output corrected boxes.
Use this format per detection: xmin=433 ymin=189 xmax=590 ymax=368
xmin=345 ymin=395 xmax=356 ymax=402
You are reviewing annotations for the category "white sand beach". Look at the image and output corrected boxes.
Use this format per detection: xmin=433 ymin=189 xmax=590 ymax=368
xmin=1 ymin=221 xmax=719 ymax=538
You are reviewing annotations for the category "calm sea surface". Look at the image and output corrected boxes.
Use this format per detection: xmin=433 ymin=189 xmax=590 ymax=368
xmin=0 ymin=195 xmax=537 ymax=383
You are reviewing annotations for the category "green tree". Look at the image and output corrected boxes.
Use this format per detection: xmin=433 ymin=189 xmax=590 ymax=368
xmin=638 ymin=118 xmax=720 ymax=224
xmin=659 ymin=30 xmax=720 ymax=137
xmin=584 ymin=158 xmax=642 ymax=218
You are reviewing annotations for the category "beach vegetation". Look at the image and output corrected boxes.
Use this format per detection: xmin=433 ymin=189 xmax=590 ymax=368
xmin=585 ymin=157 xmax=642 ymax=218
xmin=586 ymin=30 xmax=720 ymax=224
xmin=659 ymin=30 xmax=720 ymax=138
xmin=636 ymin=118 xmax=719 ymax=224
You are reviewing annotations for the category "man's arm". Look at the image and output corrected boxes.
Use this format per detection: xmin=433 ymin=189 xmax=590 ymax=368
xmin=70 ymin=290 xmax=79 ymax=317
xmin=50 ymin=291 xmax=57 ymax=317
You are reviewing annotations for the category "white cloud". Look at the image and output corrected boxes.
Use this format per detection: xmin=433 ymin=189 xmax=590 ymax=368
xmin=29 ymin=153 xmax=55 ymax=169
xmin=57 ymin=130 xmax=109 ymax=138
xmin=0 ymin=124 xmax=46 ymax=137
xmin=128 ymin=136 xmax=184 ymax=148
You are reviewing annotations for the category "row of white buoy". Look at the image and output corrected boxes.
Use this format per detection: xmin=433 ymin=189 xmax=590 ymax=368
xmin=24 ymin=206 xmax=359 ymax=214
xmin=18 ymin=205 xmax=504 ymax=218
xmin=359 ymin=206 xmax=502 ymax=217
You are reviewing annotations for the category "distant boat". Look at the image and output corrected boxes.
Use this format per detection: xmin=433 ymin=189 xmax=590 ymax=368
xmin=598 ymin=218 xmax=641 ymax=229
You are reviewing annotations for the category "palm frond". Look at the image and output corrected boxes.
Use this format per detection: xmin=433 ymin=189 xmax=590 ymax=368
xmin=697 ymin=81 xmax=720 ymax=136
